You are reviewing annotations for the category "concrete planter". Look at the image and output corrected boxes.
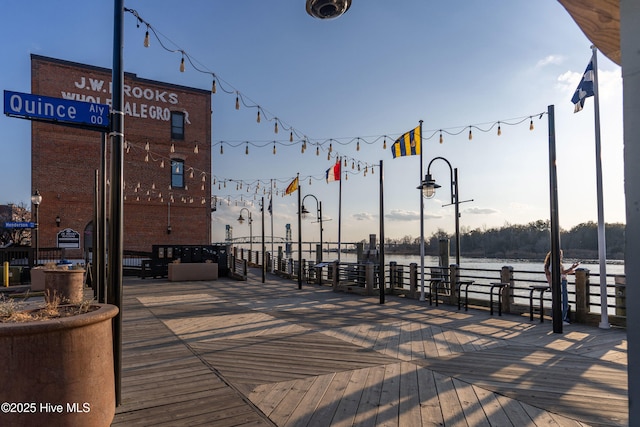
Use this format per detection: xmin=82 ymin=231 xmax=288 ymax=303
xmin=30 ymin=268 xmax=45 ymax=291
xmin=0 ymin=304 xmax=118 ymax=427
xmin=44 ymin=269 xmax=85 ymax=304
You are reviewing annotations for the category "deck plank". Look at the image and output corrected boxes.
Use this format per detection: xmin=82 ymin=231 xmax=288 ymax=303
xmin=111 ymin=272 xmax=628 ymax=426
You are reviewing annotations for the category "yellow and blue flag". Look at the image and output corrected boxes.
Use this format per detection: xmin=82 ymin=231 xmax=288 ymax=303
xmin=391 ymin=125 xmax=421 ymax=158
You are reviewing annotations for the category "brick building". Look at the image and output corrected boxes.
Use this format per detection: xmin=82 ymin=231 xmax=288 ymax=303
xmin=30 ymin=55 xmax=212 ymax=256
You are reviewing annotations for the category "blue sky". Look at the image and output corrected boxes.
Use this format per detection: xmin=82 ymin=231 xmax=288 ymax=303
xmin=0 ymin=1 xmax=624 ymax=244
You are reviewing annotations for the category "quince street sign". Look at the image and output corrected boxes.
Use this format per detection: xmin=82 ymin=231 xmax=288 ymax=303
xmin=4 ymin=90 xmax=109 ymax=132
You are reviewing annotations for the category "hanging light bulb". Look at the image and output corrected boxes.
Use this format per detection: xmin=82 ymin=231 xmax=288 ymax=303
xmin=345 ymin=173 xmax=348 ymax=181
xmin=356 ymin=139 xmax=360 ymax=151
xmin=497 ymin=123 xmax=502 ymax=136
xmin=274 ymin=121 xmax=278 ymax=134
xmin=329 ymin=143 xmax=332 ymax=153
xmin=211 ymin=79 xmax=216 ymax=94
xmin=529 ymin=118 xmax=534 ymax=131
xmin=344 ymin=158 xmax=347 ymax=168
xmin=144 ymin=154 xmax=149 ymax=162
xmin=309 ymin=177 xmax=312 ymax=185
xmin=327 ymin=151 xmax=331 ymax=160
xmin=256 ymin=110 xmax=261 ymax=123
xmin=290 ymin=131 xmax=293 ymax=142
xmin=383 ymin=137 xmax=387 ymax=150
xmin=194 ymin=144 xmax=199 ymax=153
xmin=245 ymin=143 xmax=249 ymax=155
xmin=439 ymin=131 xmax=443 ymax=144
xmin=189 ymin=169 xmax=194 ymax=178
xmin=351 ymin=161 xmax=355 ymax=170
xmin=358 ymin=163 xmax=361 ymax=171
xmin=371 ymin=166 xmax=374 ymax=175
xmin=220 ymin=143 xmax=224 ymax=155
xmin=235 ymin=94 xmax=240 ymax=110
xmin=468 ymin=128 xmax=473 ymax=141
xmin=160 ymin=160 xmax=165 ymax=168
xmin=179 ymin=55 xmax=185 ymax=72
xmin=145 ymin=141 xmax=150 ymax=151
xmin=316 ymin=146 xmax=319 ymax=156
xmin=301 ymin=144 xmax=305 ymax=154
xmin=170 ymin=143 xmax=175 ymax=153
xmin=143 ymin=28 xmax=150 ymax=47
xmin=273 ymin=142 xmax=276 ymax=155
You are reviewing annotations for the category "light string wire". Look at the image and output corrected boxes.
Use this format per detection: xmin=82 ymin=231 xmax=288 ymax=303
xmin=123 ymin=8 xmax=546 ymax=205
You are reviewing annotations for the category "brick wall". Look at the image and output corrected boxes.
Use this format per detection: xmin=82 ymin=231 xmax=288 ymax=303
xmin=30 ymin=55 xmax=212 ymax=255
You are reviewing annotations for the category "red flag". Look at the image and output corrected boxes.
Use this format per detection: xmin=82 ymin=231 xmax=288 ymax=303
xmin=326 ymin=161 xmax=340 ymax=183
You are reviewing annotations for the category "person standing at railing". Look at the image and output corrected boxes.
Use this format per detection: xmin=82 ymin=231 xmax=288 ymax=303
xmin=544 ymin=250 xmax=580 ymax=325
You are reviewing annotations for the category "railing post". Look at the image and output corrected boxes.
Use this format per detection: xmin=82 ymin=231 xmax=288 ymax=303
xmin=365 ymin=263 xmax=374 ymax=295
xmin=501 ymin=266 xmax=514 ymax=314
xmin=615 ymin=275 xmax=626 ymax=317
xmin=389 ymin=261 xmax=397 ymax=292
xmin=450 ymin=264 xmax=459 ymax=305
xmin=409 ymin=263 xmax=417 ymax=299
xmin=332 ymin=261 xmax=339 ymax=291
xmin=575 ymin=268 xmax=590 ymax=323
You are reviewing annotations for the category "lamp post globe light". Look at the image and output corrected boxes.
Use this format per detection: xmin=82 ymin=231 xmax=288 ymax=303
xmin=420 ymin=157 xmax=464 ymax=267
xmin=237 ymin=208 xmax=253 ymax=253
xmin=31 ymin=190 xmax=42 ymax=267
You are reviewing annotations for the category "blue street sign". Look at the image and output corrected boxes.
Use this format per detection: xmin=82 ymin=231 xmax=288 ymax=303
xmin=4 ymin=90 xmax=109 ymax=130
xmin=4 ymin=221 xmax=35 ymax=229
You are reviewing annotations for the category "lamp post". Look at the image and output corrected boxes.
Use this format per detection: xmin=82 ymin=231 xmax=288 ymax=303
xmin=420 ymin=157 xmax=463 ymax=266
xmin=301 ymin=194 xmax=323 ymax=263
xmin=31 ymin=190 xmax=42 ymax=267
xmin=237 ymin=208 xmax=253 ymax=254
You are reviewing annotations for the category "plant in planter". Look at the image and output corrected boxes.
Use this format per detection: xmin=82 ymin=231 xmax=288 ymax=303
xmin=0 ymin=294 xmax=118 ymax=427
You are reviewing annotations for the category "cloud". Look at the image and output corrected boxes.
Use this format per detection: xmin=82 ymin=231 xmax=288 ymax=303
xmin=463 ymin=207 xmax=499 ymax=215
xmin=352 ymin=212 xmax=374 ymax=221
xmin=385 ymin=209 xmax=441 ymax=221
xmin=536 ymin=54 xmax=565 ymax=68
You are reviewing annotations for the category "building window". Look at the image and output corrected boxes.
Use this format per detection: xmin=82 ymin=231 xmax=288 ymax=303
xmin=171 ymin=111 xmax=185 ymax=140
xmin=171 ymin=159 xmax=185 ymax=189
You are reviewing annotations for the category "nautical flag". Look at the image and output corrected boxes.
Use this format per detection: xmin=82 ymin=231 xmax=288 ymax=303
xmin=285 ymin=177 xmax=298 ymax=195
xmin=571 ymin=58 xmax=595 ymax=113
xmin=391 ymin=125 xmax=421 ymax=158
xmin=326 ymin=161 xmax=341 ymax=183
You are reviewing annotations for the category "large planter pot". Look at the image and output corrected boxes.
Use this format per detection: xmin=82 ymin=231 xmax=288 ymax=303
xmin=44 ymin=269 xmax=85 ymax=304
xmin=0 ymin=304 xmax=119 ymax=427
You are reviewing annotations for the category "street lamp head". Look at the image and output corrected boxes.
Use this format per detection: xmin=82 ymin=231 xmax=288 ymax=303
xmin=420 ymin=173 xmax=440 ymax=199
xmin=301 ymin=204 xmax=310 ymax=219
xmin=306 ymin=0 xmax=351 ymax=19
xmin=31 ymin=190 xmax=42 ymax=206
xmin=237 ymin=214 xmax=245 ymax=224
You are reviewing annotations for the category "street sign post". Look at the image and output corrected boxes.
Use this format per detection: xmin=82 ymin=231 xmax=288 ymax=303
xmin=4 ymin=90 xmax=109 ymax=131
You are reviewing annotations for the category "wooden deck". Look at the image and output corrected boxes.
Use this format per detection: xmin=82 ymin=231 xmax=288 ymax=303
xmin=112 ymin=269 xmax=627 ymax=426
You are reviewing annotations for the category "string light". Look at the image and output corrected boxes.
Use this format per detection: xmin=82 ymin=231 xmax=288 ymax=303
xmin=273 ymin=142 xmax=276 ymax=155
xmin=383 ymin=137 xmax=387 ymax=150
xmin=439 ymin=131 xmax=443 ymax=144
xmin=143 ymin=28 xmax=150 ymax=47
xmin=274 ymin=121 xmax=278 ymax=134
xmin=179 ymin=55 xmax=185 ymax=72
xmin=468 ymin=128 xmax=473 ymax=141
xmin=257 ymin=110 xmax=261 ymax=123
xmin=235 ymin=94 xmax=240 ymax=110
xmin=529 ymin=117 xmax=534 ymax=131
xmin=497 ymin=123 xmax=502 ymax=136
xmin=211 ymin=79 xmax=216 ymax=94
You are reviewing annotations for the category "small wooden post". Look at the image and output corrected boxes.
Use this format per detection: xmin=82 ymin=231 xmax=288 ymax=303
xmin=575 ymin=268 xmax=590 ymax=323
xmin=500 ymin=266 xmax=514 ymax=314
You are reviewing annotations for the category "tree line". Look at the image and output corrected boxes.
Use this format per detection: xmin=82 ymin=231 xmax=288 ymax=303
xmin=384 ymin=220 xmax=625 ymax=260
